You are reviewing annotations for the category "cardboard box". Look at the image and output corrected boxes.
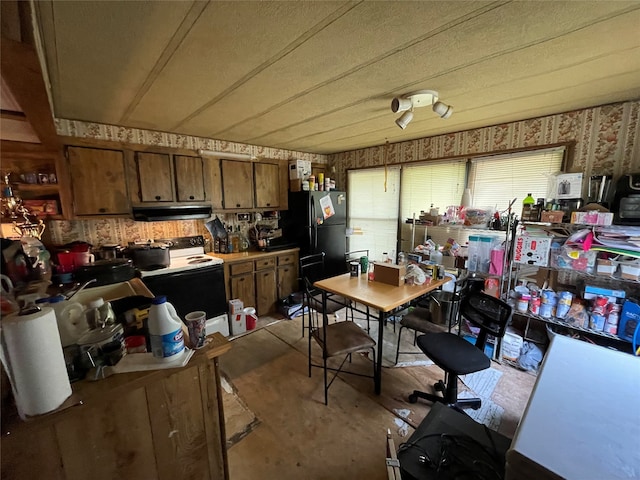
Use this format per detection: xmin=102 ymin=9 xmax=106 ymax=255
xmin=513 ymin=235 xmax=552 ymax=267
xmin=289 ymin=178 xmax=302 ymax=192
xmin=229 ymin=299 xmax=244 ymax=315
xmin=596 ymin=258 xmax=618 ymax=276
xmin=618 ymin=300 xmax=640 ymax=342
xmin=373 ymin=262 xmax=407 ymax=286
xmin=22 ymin=199 xmax=59 ymax=217
xmin=570 ymin=211 xmax=614 ymax=226
xmin=540 ymin=210 xmax=564 ymax=223
xmin=288 ymin=159 xmax=311 ymax=179
xmin=230 ymin=312 xmax=246 ymax=336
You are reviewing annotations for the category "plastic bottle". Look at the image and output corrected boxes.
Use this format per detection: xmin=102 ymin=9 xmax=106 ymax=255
xmin=397 ymin=251 xmax=407 ymax=265
xmin=430 ymin=247 xmax=443 ymax=265
xmin=467 ymin=235 xmax=480 ymax=272
xmin=522 ymin=193 xmax=535 ymax=221
xmin=148 ymin=296 xmax=185 ymax=359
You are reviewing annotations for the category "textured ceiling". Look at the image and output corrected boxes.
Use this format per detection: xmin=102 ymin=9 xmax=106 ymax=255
xmin=34 ymin=1 xmax=640 ymax=154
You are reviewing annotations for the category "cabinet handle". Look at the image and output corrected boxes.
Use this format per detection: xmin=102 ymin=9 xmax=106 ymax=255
xmin=236 ymin=203 xmax=241 ymax=208
xmin=189 ymin=195 xmax=194 ymax=200
xmin=155 ymin=195 xmax=161 ymax=200
xmin=99 ymin=208 xmax=106 ymax=213
xmin=239 ymin=278 xmax=244 ymax=282
xmin=266 ymin=203 xmax=270 ymax=207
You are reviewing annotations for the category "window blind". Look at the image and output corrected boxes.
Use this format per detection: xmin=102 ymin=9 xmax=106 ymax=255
xmin=348 ymin=167 xmax=400 ymax=262
xmin=469 ymin=147 xmax=565 ymax=212
xmin=400 ymin=159 xmax=466 ymax=220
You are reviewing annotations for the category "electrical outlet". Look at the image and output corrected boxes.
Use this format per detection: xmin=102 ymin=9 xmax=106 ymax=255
xmin=237 ymin=213 xmax=251 ymax=222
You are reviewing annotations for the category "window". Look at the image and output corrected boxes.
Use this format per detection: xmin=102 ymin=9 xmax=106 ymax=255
xmin=347 ymin=167 xmax=400 ymax=262
xmin=469 ymin=147 xmax=565 ymax=212
xmin=400 ymin=159 xmax=466 ymax=220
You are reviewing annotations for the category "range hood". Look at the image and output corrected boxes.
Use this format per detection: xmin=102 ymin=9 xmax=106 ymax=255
xmin=132 ymin=205 xmax=212 ymax=222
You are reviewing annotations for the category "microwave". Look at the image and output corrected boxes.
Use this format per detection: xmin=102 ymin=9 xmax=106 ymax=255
xmin=612 ymin=174 xmax=640 ymax=225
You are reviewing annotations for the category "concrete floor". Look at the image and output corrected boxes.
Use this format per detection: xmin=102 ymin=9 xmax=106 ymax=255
xmin=219 ymin=312 xmax=536 ymax=480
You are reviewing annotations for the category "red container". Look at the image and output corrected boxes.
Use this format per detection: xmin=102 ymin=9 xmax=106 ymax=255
xmin=244 ymin=307 xmax=257 ymax=330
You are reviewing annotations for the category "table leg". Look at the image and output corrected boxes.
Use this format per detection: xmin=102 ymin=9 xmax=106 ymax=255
xmin=375 ymin=309 xmax=384 ymax=394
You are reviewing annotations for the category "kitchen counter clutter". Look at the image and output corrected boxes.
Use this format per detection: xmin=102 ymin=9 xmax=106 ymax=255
xmin=1 ymin=332 xmax=232 ymax=480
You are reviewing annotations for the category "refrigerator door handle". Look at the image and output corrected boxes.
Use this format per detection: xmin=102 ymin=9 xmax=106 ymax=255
xmin=311 ymin=199 xmax=318 ymax=251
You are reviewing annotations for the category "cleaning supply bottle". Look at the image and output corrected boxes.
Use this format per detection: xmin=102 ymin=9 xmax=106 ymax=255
xmin=148 ymin=296 xmax=185 ymax=359
xmin=522 ymin=193 xmax=535 ymax=221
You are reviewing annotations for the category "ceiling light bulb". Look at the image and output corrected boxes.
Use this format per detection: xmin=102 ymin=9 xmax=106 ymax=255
xmin=391 ymin=97 xmax=412 ymax=113
xmin=395 ymin=110 xmax=413 ymax=129
xmin=433 ymin=101 xmax=453 ymax=119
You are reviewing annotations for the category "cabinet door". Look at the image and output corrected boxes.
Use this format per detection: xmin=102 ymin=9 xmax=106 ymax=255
xmin=174 ymin=155 xmax=205 ymax=202
xmin=278 ymin=264 xmax=298 ymax=300
xmin=203 ymin=157 xmax=224 ymax=209
xmin=230 ymin=273 xmax=255 ymax=307
xmin=136 ymin=152 xmax=174 ymax=202
xmin=254 ymin=162 xmax=280 ymax=209
xmin=67 ymin=146 xmax=130 ymax=215
xmin=255 ymin=268 xmax=277 ymax=316
xmin=221 ymin=160 xmax=253 ymax=209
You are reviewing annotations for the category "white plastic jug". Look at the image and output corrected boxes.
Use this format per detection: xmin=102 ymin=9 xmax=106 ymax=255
xmin=46 ymin=295 xmax=86 ymax=347
xmin=148 ymin=296 xmax=185 ymax=359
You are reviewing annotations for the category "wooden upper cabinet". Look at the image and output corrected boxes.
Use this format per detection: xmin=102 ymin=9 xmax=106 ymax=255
xmin=254 ymin=162 xmax=280 ymax=209
xmin=67 ymin=146 xmax=130 ymax=216
xmin=203 ymin=157 xmax=223 ymax=210
xmin=135 ymin=152 xmax=174 ymax=202
xmin=174 ymin=155 xmax=205 ymax=202
xmin=221 ymin=160 xmax=253 ymax=209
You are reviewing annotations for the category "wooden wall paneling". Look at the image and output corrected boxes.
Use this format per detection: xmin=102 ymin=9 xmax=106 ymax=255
xmin=1 ymin=424 xmax=65 ymax=480
xmin=54 ymin=388 xmax=158 ymax=480
xmin=146 ymin=365 xmax=211 ymax=480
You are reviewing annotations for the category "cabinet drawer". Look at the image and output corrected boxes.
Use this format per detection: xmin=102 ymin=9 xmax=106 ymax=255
xmin=230 ymin=261 xmax=253 ymax=275
xmin=254 ymin=257 xmax=276 ymax=270
xmin=277 ymin=253 xmax=296 ymax=266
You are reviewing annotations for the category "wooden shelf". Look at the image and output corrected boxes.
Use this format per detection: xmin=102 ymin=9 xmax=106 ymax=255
xmin=11 ymin=183 xmax=60 ymax=194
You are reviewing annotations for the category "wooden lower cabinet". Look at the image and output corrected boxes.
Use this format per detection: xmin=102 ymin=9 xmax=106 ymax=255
xmin=225 ymin=251 xmax=299 ymax=317
xmin=1 ymin=339 xmax=230 ymax=480
xmin=255 ymin=267 xmax=277 ymax=316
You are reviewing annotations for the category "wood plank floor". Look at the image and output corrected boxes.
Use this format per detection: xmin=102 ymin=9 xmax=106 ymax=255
xmin=219 ymin=314 xmax=536 ymax=479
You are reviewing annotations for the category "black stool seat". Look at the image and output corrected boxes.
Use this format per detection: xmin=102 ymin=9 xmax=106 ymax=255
xmin=418 ymin=332 xmax=490 ymax=375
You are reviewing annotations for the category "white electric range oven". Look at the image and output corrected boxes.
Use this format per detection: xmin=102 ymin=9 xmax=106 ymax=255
xmin=137 ymin=235 xmax=229 ymax=336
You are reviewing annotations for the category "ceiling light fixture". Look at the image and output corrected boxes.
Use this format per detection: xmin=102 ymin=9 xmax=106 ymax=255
xmin=395 ymin=110 xmax=414 ymax=129
xmin=198 ymin=149 xmax=256 ymax=160
xmin=390 ymin=90 xmax=453 ymax=128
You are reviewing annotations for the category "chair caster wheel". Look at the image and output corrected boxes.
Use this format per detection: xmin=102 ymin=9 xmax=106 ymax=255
xmin=408 ymin=394 xmax=418 ymax=404
xmin=471 ymin=405 xmax=481 ymax=410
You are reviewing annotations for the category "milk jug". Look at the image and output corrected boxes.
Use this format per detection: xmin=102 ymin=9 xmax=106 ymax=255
xmin=148 ymin=296 xmax=185 ymax=359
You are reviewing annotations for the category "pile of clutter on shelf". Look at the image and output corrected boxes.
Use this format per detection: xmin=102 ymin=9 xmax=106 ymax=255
xmin=516 ymin=224 xmax=640 ymax=282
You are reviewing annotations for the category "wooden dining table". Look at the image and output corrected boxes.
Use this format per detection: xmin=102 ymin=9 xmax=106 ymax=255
xmin=313 ymin=273 xmax=450 ymax=394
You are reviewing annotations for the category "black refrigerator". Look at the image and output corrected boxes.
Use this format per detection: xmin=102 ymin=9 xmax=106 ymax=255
xmin=282 ymin=190 xmax=348 ymax=278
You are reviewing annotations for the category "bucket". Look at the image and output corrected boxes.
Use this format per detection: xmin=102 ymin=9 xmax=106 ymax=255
xmin=425 ymin=291 xmax=460 ymax=325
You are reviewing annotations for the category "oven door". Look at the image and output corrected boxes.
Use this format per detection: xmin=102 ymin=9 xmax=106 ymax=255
xmin=140 ymin=265 xmax=227 ymax=320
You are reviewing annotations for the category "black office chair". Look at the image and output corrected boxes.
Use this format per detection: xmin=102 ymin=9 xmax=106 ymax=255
xmin=344 ymin=249 xmax=371 ymax=332
xmin=408 ymin=291 xmax=512 ymax=411
xmin=299 ymin=253 xmax=349 ymax=337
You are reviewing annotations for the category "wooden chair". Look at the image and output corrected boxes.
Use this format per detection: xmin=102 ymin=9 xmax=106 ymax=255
xmin=302 ymin=256 xmax=377 ymax=405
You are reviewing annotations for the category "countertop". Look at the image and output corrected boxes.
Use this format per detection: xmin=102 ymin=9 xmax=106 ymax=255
xmin=208 ymin=247 xmax=299 ymax=263
xmin=2 ymin=333 xmax=231 ymax=435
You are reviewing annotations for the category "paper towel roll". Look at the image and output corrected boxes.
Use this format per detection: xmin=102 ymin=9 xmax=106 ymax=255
xmin=0 ymin=307 xmax=72 ymax=419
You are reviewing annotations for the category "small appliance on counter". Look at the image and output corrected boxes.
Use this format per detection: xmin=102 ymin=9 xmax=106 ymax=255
xmin=612 ymin=173 xmax=640 ymax=225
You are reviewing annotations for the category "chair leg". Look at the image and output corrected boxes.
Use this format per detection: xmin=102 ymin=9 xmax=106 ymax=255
xmin=323 ymin=354 xmax=328 ymax=406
